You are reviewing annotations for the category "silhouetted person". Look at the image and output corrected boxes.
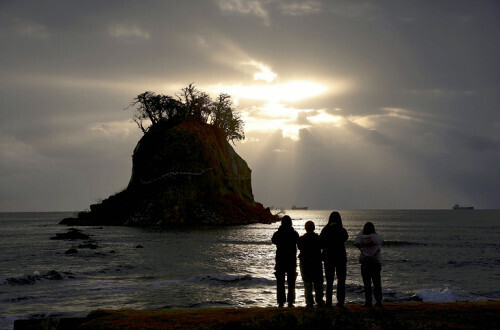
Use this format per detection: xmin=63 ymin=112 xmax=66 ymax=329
xmin=272 ymin=215 xmax=299 ymax=307
xmin=355 ymin=222 xmax=383 ymax=308
xmin=298 ymin=221 xmax=325 ymax=308
xmin=320 ymin=211 xmax=348 ymax=307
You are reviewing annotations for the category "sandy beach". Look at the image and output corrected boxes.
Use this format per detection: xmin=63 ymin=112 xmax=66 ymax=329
xmin=14 ymin=301 xmax=500 ymax=329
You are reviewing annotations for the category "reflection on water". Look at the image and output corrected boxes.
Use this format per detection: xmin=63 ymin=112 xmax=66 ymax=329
xmin=0 ymin=210 xmax=499 ymax=328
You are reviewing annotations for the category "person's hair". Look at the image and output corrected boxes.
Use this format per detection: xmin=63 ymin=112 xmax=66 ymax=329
xmin=328 ymin=211 xmax=343 ymax=227
xmin=281 ymin=215 xmax=292 ymax=227
xmin=363 ymin=222 xmax=376 ymax=235
xmin=305 ymin=220 xmax=315 ymax=233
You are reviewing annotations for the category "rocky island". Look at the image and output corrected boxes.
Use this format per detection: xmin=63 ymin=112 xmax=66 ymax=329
xmin=61 ymin=85 xmax=277 ymax=226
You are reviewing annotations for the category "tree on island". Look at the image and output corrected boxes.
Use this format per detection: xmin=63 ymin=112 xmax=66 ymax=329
xmin=128 ymin=84 xmax=245 ymax=143
xmin=61 ymin=84 xmax=278 ymax=226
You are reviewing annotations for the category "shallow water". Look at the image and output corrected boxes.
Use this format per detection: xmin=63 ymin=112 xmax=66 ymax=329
xmin=1 ymin=210 xmax=499 ymax=329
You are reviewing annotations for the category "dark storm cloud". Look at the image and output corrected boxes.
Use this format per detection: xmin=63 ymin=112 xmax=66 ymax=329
xmin=0 ymin=0 xmax=499 ymax=210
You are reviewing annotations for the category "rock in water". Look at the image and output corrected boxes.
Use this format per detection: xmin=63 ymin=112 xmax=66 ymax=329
xmin=60 ymin=119 xmax=277 ymax=226
xmin=51 ymin=229 xmax=90 ymax=240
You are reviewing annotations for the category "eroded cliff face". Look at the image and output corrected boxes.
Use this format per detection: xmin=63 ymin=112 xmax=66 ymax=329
xmin=61 ymin=119 xmax=276 ymax=226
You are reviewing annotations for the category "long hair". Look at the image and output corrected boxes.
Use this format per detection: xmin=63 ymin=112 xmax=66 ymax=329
xmin=363 ymin=222 xmax=376 ymax=235
xmin=328 ymin=211 xmax=343 ymax=227
xmin=281 ymin=215 xmax=292 ymax=228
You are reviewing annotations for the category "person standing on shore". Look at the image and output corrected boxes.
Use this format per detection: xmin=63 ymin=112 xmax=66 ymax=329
xmin=320 ymin=211 xmax=348 ymax=307
xmin=298 ymin=221 xmax=325 ymax=308
xmin=355 ymin=222 xmax=383 ymax=308
xmin=272 ymin=215 xmax=299 ymax=307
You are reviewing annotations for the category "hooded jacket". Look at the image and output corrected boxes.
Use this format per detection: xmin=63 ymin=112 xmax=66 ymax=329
xmin=354 ymin=231 xmax=383 ymax=264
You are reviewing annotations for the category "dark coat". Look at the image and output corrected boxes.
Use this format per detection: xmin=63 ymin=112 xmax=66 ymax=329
xmin=320 ymin=223 xmax=348 ymax=262
xmin=298 ymin=232 xmax=323 ymax=280
xmin=272 ymin=225 xmax=299 ymax=271
xmin=298 ymin=232 xmax=322 ymax=266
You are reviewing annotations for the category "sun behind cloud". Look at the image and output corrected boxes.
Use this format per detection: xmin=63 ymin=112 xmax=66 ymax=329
xmin=210 ymin=80 xmax=329 ymax=103
xmin=240 ymin=61 xmax=278 ymax=82
xmin=207 ymin=76 xmax=351 ymax=140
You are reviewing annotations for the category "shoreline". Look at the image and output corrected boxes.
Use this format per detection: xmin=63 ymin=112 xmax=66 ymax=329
xmin=14 ymin=301 xmax=500 ymax=329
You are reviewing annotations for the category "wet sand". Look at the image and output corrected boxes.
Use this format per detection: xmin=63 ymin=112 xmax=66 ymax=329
xmin=14 ymin=301 xmax=500 ymax=329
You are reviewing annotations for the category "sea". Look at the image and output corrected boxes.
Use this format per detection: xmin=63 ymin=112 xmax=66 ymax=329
xmin=0 ymin=210 xmax=499 ymax=329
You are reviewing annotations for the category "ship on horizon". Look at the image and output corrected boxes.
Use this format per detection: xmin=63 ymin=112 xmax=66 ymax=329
xmin=291 ymin=205 xmax=308 ymax=210
xmin=453 ymin=204 xmax=474 ymax=210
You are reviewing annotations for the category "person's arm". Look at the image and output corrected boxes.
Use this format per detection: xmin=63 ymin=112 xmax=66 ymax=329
xmin=342 ymin=228 xmax=348 ymax=242
xmin=354 ymin=231 xmax=363 ymax=247
xmin=297 ymin=236 xmax=303 ymax=251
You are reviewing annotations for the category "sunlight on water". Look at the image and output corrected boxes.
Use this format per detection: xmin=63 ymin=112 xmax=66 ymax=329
xmin=0 ymin=210 xmax=499 ymax=329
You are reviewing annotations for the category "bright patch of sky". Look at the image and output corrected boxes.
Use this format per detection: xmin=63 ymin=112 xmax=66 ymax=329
xmin=211 ymin=80 xmax=329 ymax=103
xmin=0 ymin=0 xmax=499 ymax=210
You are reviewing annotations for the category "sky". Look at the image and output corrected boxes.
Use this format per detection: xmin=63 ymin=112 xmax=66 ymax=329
xmin=1 ymin=0 xmax=499 ymax=211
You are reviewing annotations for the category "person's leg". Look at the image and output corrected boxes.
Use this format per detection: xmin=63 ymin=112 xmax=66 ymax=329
xmin=372 ymin=263 xmax=383 ymax=306
xmin=275 ymin=270 xmax=286 ymax=307
xmin=301 ymin=264 xmax=314 ymax=307
xmin=286 ymin=268 xmax=297 ymax=307
xmin=361 ymin=264 xmax=372 ymax=306
xmin=336 ymin=261 xmax=346 ymax=306
xmin=324 ymin=261 xmax=334 ymax=306
xmin=313 ymin=276 xmax=325 ymax=306
xmin=304 ymin=280 xmax=313 ymax=307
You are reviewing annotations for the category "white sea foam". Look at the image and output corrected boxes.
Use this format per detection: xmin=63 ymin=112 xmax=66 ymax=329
xmin=416 ymin=288 xmax=457 ymax=302
xmin=415 ymin=286 xmax=486 ymax=303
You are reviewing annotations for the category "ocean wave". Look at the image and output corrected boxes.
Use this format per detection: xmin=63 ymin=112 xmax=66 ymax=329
xmin=186 ymin=300 xmax=233 ymax=308
xmin=381 ymin=241 xmax=426 ymax=247
xmin=447 ymin=259 xmax=499 ymax=268
xmin=345 ymin=283 xmax=365 ymax=294
xmin=218 ymin=240 xmax=272 ymax=246
xmin=413 ymin=286 xmax=487 ymax=303
xmin=142 ymin=279 xmax=184 ymax=290
xmin=345 ymin=240 xmax=426 ymax=247
xmin=3 ymin=270 xmax=73 ymax=285
xmin=80 ymin=264 xmax=136 ymax=276
xmin=414 ymin=288 xmax=457 ymax=302
xmin=5 ymin=296 xmax=35 ymax=302
xmin=0 ymin=316 xmax=21 ymax=330
xmin=187 ymin=274 xmax=273 ymax=285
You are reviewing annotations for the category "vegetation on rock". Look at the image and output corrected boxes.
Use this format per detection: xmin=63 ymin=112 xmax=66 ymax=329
xmin=61 ymin=85 xmax=276 ymax=226
xmin=128 ymin=84 xmax=244 ymax=143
